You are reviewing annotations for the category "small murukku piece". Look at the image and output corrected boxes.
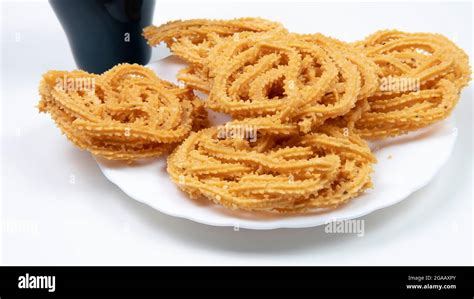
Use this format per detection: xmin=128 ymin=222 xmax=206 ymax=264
xmin=144 ymin=18 xmax=287 ymax=95
xmin=38 ymin=64 xmax=208 ymax=160
xmin=355 ymin=79 xmax=460 ymax=139
xmin=203 ymin=32 xmax=365 ymax=133
xmin=167 ymin=125 xmax=375 ymax=212
xmin=352 ymin=30 xmax=471 ymax=138
xmin=298 ymin=33 xmax=380 ymax=130
xmin=143 ymin=17 xmax=286 ymax=67
xmin=177 ymin=65 xmax=213 ymax=94
xmin=354 ymin=30 xmax=470 ymax=89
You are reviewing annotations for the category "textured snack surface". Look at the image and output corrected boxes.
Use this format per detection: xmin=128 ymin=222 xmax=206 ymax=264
xmin=141 ymin=18 xmax=471 ymax=213
xmin=39 ymin=18 xmax=471 ymax=214
xmin=143 ymin=17 xmax=286 ymax=67
xmin=353 ymin=30 xmax=471 ymax=138
xmin=145 ymin=21 xmax=471 ymax=139
xmin=205 ymin=33 xmax=364 ymax=132
xmin=167 ymin=126 xmax=375 ymax=212
xmin=38 ymin=64 xmax=208 ymax=160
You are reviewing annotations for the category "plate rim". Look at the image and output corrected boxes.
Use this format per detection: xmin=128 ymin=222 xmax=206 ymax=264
xmin=96 ymin=122 xmax=457 ymax=230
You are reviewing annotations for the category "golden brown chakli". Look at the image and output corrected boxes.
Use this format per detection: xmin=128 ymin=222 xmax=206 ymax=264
xmin=141 ymin=18 xmax=470 ymax=213
xmin=144 ymin=19 xmax=470 ymax=139
xmin=167 ymin=125 xmax=375 ymax=212
xmin=38 ymin=64 xmax=208 ymax=161
xmin=38 ymin=17 xmax=471 ymax=214
xmin=352 ymin=30 xmax=471 ymax=138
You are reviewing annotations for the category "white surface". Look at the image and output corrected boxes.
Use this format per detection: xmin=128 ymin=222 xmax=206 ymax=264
xmin=0 ymin=1 xmax=472 ymax=264
xmin=96 ymin=57 xmax=458 ymax=230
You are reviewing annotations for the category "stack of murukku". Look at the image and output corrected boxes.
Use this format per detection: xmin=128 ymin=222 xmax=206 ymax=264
xmin=38 ymin=64 xmax=208 ymax=161
xmin=142 ymin=18 xmax=470 ymax=212
xmin=39 ymin=17 xmax=471 ymax=213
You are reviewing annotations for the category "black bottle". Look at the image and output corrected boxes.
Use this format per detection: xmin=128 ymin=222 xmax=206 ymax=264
xmin=50 ymin=0 xmax=155 ymax=74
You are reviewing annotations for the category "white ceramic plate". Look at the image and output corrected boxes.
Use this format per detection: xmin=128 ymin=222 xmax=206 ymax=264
xmin=95 ymin=56 xmax=457 ymax=230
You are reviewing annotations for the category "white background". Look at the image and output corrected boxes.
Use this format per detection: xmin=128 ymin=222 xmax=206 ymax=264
xmin=0 ymin=1 xmax=472 ymax=265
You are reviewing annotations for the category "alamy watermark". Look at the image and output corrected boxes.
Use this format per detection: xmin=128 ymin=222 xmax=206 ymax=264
xmin=380 ymin=76 xmax=420 ymax=93
xmin=18 ymin=273 xmax=55 ymax=293
xmin=217 ymin=124 xmax=258 ymax=142
xmin=1 ymin=219 xmax=39 ymax=236
xmin=55 ymin=75 xmax=96 ymax=93
xmin=324 ymin=219 xmax=365 ymax=237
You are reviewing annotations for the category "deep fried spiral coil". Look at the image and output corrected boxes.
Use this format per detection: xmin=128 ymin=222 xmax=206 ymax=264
xmin=143 ymin=17 xmax=286 ymax=67
xmin=353 ymin=30 xmax=471 ymax=138
xmin=167 ymin=125 xmax=375 ymax=212
xmin=204 ymin=32 xmax=365 ymax=133
xmin=38 ymin=64 xmax=208 ymax=160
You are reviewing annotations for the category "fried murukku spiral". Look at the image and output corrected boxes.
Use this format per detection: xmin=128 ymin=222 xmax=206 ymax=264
xmin=353 ymin=30 xmax=471 ymax=138
xmin=167 ymin=125 xmax=375 ymax=212
xmin=204 ymin=32 xmax=366 ymax=134
xmin=143 ymin=17 xmax=286 ymax=67
xmin=299 ymin=33 xmax=380 ymax=129
xmin=38 ymin=64 xmax=208 ymax=160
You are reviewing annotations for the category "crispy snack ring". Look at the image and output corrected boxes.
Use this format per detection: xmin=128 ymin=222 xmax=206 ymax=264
xmin=174 ymin=31 xmax=282 ymax=94
xmin=179 ymin=32 xmax=379 ymax=131
xmin=355 ymin=79 xmax=459 ymax=139
xmin=352 ymin=30 xmax=471 ymax=138
xmin=299 ymin=33 xmax=380 ymax=129
xmin=38 ymin=64 xmax=208 ymax=160
xmin=143 ymin=17 xmax=286 ymax=67
xmin=354 ymin=30 xmax=470 ymax=89
xmin=176 ymin=31 xmax=380 ymax=133
xmin=205 ymin=32 xmax=363 ymax=133
xmin=167 ymin=126 xmax=375 ymax=212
